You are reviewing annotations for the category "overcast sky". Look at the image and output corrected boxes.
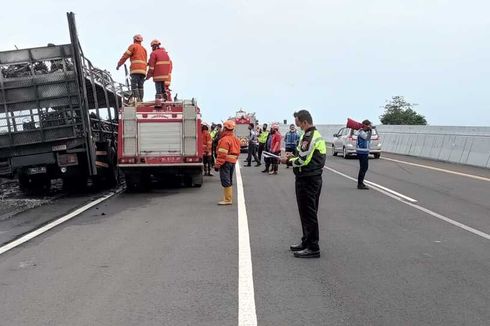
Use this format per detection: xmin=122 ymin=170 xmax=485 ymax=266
xmin=1 ymin=0 xmax=489 ymax=126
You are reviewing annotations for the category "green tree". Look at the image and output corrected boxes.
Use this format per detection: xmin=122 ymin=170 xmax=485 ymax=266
xmin=379 ymin=96 xmax=427 ymax=125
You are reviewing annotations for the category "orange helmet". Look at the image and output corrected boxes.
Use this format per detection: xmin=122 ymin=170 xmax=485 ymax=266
xmin=151 ymin=39 xmax=161 ymax=47
xmin=133 ymin=34 xmax=143 ymax=42
xmin=223 ymin=120 xmax=236 ymax=130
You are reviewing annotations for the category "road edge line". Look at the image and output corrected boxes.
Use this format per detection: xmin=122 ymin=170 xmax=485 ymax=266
xmin=382 ymin=157 xmax=490 ymax=182
xmin=323 ymin=166 xmax=417 ymax=203
xmin=0 ymin=191 xmax=117 ymax=256
xmin=235 ymin=162 xmax=258 ymax=326
xmin=324 ymin=166 xmax=490 ymax=241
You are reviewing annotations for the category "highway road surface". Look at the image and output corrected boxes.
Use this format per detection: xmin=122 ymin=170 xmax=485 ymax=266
xmin=1 ymin=152 xmax=489 ymax=325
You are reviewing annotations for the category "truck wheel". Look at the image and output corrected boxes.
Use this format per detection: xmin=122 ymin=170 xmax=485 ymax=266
xmin=192 ymin=173 xmax=203 ymax=188
xmin=125 ymin=172 xmax=149 ymax=192
xmin=105 ymin=146 xmax=119 ymax=187
xmin=62 ymin=174 xmax=88 ymax=192
xmin=19 ymin=175 xmax=51 ymax=194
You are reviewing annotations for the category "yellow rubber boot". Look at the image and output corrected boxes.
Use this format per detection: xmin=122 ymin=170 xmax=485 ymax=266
xmin=218 ymin=186 xmax=233 ymax=205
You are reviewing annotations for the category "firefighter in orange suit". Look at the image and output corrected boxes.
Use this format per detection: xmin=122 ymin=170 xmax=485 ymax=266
xmin=146 ymin=39 xmax=173 ymax=101
xmin=202 ymin=124 xmax=213 ymax=176
xmin=214 ymin=120 xmax=241 ymax=205
xmin=117 ymin=34 xmax=148 ymax=101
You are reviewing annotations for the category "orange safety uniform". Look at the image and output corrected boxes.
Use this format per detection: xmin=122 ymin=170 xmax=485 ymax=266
xmin=118 ymin=42 xmax=148 ymax=75
xmin=147 ymin=47 xmax=172 ymax=85
xmin=215 ymin=130 xmax=240 ymax=167
xmin=202 ymin=129 xmax=212 ymax=155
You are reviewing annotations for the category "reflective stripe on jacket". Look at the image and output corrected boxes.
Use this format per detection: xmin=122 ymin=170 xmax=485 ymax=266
xmin=289 ymin=127 xmax=326 ymax=177
xmin=215 ymin=131 xmax=240 ymax=166
xmin=147 ymin=48 xmax=173 ymax=85
xmin=118 ymin=42 xmax=148 ymax=75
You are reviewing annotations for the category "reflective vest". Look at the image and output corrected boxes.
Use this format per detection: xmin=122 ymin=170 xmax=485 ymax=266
xmin=258 ymin=131 xmax=269 ymax=144
xmin=118 ymin=42 xmax=148 ymax=75
xmin=147 ymin=47 xmax=173 ymax=85
xmin=215 ymin=131 xmax=240 ymax=166
xmin=290 ymin=128 xmax=326 ymax=176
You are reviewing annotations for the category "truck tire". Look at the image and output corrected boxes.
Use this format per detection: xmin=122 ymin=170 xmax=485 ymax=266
xmin=62 ymin=175 xmax=88 ymax=192
xmin=105 ymin=146 xmax=119 ymax=187
xmin=192 ymin=173 xmax=203 ymax=188
xmin=19 ymin=174 xmax=51 ymax=194
xmin=125 ymin=172 xmax=150 ymax=192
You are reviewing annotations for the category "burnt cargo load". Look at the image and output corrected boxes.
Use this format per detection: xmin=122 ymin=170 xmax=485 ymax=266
xmin=0 ymin=12 xmax=126 ymax=192
xmin=118 ymin=99 xmax=203 ymax=191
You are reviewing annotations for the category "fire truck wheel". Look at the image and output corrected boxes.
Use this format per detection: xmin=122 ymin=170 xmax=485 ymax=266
xmin=125 ymin=172 xmax=150 ymax=192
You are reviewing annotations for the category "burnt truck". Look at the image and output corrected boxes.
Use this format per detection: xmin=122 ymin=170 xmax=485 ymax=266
xmin=0 ymin=12 xmax=126 ymax=192
xmin=118 ymin=99 xmax=203 ymax=191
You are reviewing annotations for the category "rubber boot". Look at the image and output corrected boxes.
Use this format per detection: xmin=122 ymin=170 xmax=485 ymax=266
xmin=218 ymin=186 xmax=233 ymax=205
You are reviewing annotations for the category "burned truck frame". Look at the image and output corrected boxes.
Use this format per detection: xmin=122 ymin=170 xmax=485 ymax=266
xmin=0 ymin=12 xmax=126 ymax=191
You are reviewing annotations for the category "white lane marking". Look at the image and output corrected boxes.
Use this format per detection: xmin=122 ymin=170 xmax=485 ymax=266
xmin=405 ymin=201 xmax=490 ymax=240
xmin=324 ymin=166 xmax=490 ymax=241
xmin=324 ymin=166 xmax=418 ymax=203
xmin=382 ymin=157 xmax=490 ymax=182
xmin=235 ymin=163 xmax=258 ymax=326
xmin=363 ymin=180 xmax=418 ymax=203
xmin=0 ymin=192 xmax=117 ymax=256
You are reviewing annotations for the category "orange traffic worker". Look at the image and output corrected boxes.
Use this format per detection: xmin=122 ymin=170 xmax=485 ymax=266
xmin=146 ymin=39 xmax=173 ymax=101
xmin=214 ymin=120 xmax=241 ymax=205
xmin=202 ymin=124 xmax=213 ymax=176
xmin=117 ymin=34 xmax=148 ymax=101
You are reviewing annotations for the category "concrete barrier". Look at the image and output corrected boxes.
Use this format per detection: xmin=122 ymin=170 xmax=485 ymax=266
xmin=277 ymin=124 xmax=490 ymax=168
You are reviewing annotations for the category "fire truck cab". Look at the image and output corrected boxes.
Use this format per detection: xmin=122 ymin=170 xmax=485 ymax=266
xmin=118 ymin=99 xmax=203 ymax=191
xmin=232 ymin=109 xmax=256 ymax=153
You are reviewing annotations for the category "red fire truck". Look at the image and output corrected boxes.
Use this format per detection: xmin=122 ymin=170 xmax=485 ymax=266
xmin=117 ymin=99 xmax=203 ymax=191
xmin=231 ymin=109 xmax=257 ymax=152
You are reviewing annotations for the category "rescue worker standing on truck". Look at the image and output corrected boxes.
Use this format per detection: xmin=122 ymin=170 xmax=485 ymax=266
xmin=117 ymin=34 xmax=147 ymax=101
xmin=214 ymin=120 xmax=240 ymax=205
xmin=202 ymin=124 xmax=213 ymax=176
xmin=146 ymin=39 xmax=173 ymax=101
xmin=281 ymin=109 xmax=326 ymax=258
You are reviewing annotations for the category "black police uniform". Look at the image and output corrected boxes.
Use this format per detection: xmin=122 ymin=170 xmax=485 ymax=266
xmin=290 ymin=126 xmax=326 ymax=258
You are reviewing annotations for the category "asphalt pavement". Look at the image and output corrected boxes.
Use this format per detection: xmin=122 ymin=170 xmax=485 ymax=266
xmin=0 ymin=153 xmax=489 ymax=325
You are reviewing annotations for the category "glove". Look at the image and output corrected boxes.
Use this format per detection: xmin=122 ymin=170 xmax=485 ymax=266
xmin=214 ymin=165 xmax=220 ymax=172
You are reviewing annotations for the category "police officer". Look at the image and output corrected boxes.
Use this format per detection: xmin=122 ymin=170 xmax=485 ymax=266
xmin=281 ymin=110 xmax=326 ymax=258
